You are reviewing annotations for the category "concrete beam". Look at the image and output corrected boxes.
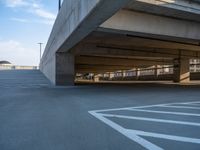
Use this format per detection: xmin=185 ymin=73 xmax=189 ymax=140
xmin=57 ymin=0 xmax=132 ymax=53
xmin=75 ymin=56 xmax=172 ymax=66
xmin=76 ymin=64 xmax=136 ymax=71
xmin=101 ymin=10 xmax=200 ymax=40
xmin=125 ymin=0 xmax=200 ymax=22
xmin=83 ymin=31 xmax=200 ymax=51
xmin=73 ymin=43 xmax=200 ymax=59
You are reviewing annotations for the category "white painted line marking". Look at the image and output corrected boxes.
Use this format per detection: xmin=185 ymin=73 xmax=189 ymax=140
xmin=182 ymin=101 xmax=200 ymax=105
xmin=175 ymin=103 xmax=200 ymax=107
xmin=127 ymin=129 xmax=200 ymax=144
xmin=92 ymin=101 xmax=200 ymax=113
xmin=100 ymin=113 xmax=200 ymax=127
xmin=159 ymin=105 xmax=200 ymax=110
xmin=129 ymin=108 xmax=200 ymax=117
xmin=188 ymin=103 xmax=200 ymax=105
xmin=89 ymin=111 xmax=163 ymax=150
xmin=89 ymin=101 xmax=200 ymax=149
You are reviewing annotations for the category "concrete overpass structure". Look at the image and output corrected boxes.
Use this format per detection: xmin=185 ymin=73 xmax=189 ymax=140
xmin=40 ymin=0 xmax=200 ymax=85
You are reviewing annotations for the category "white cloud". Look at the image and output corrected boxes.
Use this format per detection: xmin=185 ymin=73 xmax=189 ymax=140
xmin=10 ymin=17 xmax=29 ymax=23
xmin=4 ymin=0 xmax=56 ymax=24
xmin=10 ymin=17 xmax=54 ymax=25
xmin=0 ymin=40 xmax=39 ymax=66
xmin=5 ymin=0 xmax=28 ymax=7
xmin=36 ymin=19 xmax=54 ymax=25
xmin=34 ymin=8 xmax=56 ymax=20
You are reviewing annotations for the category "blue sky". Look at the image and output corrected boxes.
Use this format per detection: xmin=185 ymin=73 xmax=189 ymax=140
xmin=0 ymin=0 xmax=58 ymax=66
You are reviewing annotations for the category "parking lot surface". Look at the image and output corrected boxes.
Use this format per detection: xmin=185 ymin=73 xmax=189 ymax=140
xmin=90 ymin=101 xmax=200 ymax=150
xmin=0 ymin=70 xmax=200 ymax=150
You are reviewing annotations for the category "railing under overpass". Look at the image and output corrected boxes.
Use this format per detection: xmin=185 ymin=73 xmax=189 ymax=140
xmin=78 ymin=63 xmax=200 ymax=81
xmin=104 ymin=64 xmax=200 ymax=81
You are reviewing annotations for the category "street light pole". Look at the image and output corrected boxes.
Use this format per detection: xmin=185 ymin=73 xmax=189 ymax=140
xmin=38 ymin=43 xmax=43 ymax=62
xmin=58 ymin=0 xmax=61 ymax=11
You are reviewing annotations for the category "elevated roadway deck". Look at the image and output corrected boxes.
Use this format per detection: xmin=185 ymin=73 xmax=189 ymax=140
xmin=40 ymin=0 xmax=200 ymax=85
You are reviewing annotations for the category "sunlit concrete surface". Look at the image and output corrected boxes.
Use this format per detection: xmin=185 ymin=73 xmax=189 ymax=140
xmin=0 ymin=70 xmax=200 ymax=150
xmin=40 ymin=0 xmax=200 ymax=86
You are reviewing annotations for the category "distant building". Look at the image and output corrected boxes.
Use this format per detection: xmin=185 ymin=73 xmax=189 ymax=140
xmin=0 ymin=60 xmax=38 ymax=70
xmin=0 ymin=61 xmax=14 ymax=70
xmin=0 ymin=61 xmax=12 ymax=65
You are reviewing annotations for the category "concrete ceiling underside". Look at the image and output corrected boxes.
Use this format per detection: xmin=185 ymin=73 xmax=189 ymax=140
xmin=72 ymin=30 xmax=200 ymax=73
xmin=124 ymin=0 xmax=200 ymax=22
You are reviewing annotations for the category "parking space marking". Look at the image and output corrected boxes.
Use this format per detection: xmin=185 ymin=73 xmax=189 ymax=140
xmin=99 ymin=113 xmax=200 ymax=127
xmin=94 ymin=101 xmax=200 ymax=113
xmin=182 ymin=101 xmax=200 ymax=104
xmin=183 ymin=103 xmax=200 ymax=106
xmin=89 ymin=111 xmax=163 ymax=150
xmin=89 ymin=101 xmax=200 ymax=150
xmin=159 ymin=105 xmax=200 ymax=110
xmin=172 ymin=103 xmax=200 ymax=107
xmin=129 ymin=108 xmax=200 ymax=117
xmin=127 ymin=129 xmax=200 ymax=144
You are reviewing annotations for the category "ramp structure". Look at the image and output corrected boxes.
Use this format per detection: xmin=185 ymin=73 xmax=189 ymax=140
xmin=40 ymin=0 xmax=200 ymax=85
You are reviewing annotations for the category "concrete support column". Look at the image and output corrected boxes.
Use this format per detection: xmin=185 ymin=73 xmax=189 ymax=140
xmin=154 ymin=65 xmax=159 ymax=79
xmin=173 ymin=58 xmax=190 ymax=83
xmin=109 ymin=72 xmax=114 ymax=80
xmin=122 ymin=71 xmax=126 ymax=78
xmin=154 ymin=65 xmax=159 ymax=80
xmin=56 ymin=52 xmax=75 ymax=85
xmin=93 ymin=74 xmax=100 ymax=82
xmin=136 ymin=68 xmax=140 ymax=80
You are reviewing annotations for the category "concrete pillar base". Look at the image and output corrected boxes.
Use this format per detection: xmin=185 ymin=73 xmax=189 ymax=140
xmin=56 ymin=52 xmax=75 ymax=86
xmin=154 ymin=65 xmax=159 ymax=79
xmin=173 ymin=58 xmax=190 ymax=83
xmin=94 ymin=75 xmax=99 ymax=82
xmin=109 ymin=72 xmax=114 ymax=80
xmin=136 ymin=68 xmax=140 ymax=80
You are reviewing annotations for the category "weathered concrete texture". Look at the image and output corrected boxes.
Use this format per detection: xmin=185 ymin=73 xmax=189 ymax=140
xmin=40 ymin=52 xmax=75 ymax=85
xmin=56 ymin=52 xmax=75 ymax=85
xmin=173 ymin=58 xmax=190 ymax=83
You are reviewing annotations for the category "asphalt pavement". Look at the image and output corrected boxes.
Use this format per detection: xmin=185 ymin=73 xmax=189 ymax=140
xmin=0 ymin=70 xmax=200 ymax=150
